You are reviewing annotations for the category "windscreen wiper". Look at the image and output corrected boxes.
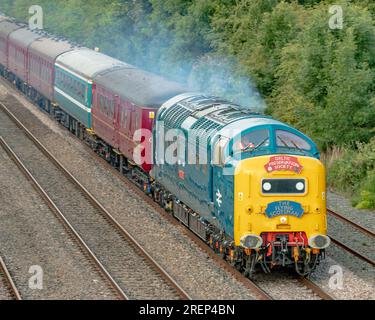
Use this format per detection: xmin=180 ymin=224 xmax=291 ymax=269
xmin=290 ymin=139 xmax=307 ymax=156
xmin=277 ymin=135 xmax=294 ymax=150
xmin=243 ymin=136 xmax=269 ymax=152
xmin=277 ymin=135 xmax=306 ymax=155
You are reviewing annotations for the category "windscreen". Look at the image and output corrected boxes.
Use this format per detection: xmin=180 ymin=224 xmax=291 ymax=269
xmin=275 ymin=130 xmax=311 ymax=151
xmin=233 ymin=129 xmax=270 ymax=153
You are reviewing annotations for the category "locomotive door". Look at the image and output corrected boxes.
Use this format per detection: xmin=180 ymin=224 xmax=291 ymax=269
xmin=112 ymin=94 xmax=121 ymax=149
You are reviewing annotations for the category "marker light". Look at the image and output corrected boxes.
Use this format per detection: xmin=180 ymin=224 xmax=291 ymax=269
xmin=280 ymin=216 xmax=287 ymax=224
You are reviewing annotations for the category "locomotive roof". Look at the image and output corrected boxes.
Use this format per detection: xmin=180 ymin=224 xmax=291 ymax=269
xmin=8 ymin=27 xmax=42 ymax=48
xmin=160 ymin=93 xmax=269 ymax=126
xmin=29 ymin=37 xmax=76 ymax=63
xmin=158 ymin=93 xmax=277 ymax=146
xmin=0 ymin=20 xmax=24 ymax=37
xmin=94 ymin=68 xmax=186 ymax=108
xmin=55 ymin=49 xmax=131 ymax=79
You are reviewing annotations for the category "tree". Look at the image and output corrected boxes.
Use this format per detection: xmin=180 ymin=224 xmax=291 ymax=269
xmin=270 ymin=2 xmax=375 ymax=149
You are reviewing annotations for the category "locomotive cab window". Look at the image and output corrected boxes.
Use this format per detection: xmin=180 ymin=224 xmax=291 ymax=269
xmin=233 ymin=129 xmax=270 ymax=154
xmin=276 ymin=130 xmax=311 ymax=151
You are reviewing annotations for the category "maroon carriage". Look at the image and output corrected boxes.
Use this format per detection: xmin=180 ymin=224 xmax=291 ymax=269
xmin=7 ymin=27 xmax=41 ymax=88
xmin=28 ymin=36 xmax=75 ymax=103
xmin=0 ymin=19 xmax=23 ymax=74
xmin=92 ymin=67 xmax=185 ymax=172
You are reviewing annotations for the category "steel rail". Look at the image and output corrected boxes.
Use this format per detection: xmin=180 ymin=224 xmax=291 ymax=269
xmin=327 ymin=208 xmax=375 ymax=239
xmin=0 ymin=255 xmax=22 ymax=300
xmin=0 ymin=101 xmax=191 ymax=300
xmin=326 ymin=209 xmax=374 ymax=267
xmin=297 ymin=277 xmax=334 ymax=300
xmin=330 ymin=236 xmax=375 ymax=267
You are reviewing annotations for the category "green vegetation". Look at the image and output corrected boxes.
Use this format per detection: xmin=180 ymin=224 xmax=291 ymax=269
xmin=328 ymin=139 xmax=375 ymax=208
xmin=1 ymin=0 xmax=374 ymax=208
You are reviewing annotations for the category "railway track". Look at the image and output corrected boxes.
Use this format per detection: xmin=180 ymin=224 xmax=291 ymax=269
xmin=90 ymin=156 xmax=335 ymax=300
xmin=0 ymin=102 xmax=191 ymax=300
xmin=107 ymin=163 xmax=335 ymax=300
xmin=0 ymin=137 xmax=128 ymax=300
xmin=297 ymin=277 xmax=334 ymax=300
xmin=0 ymin=98 xmax=271 ymax=301
xmin=38 ymin=111 xmax=333 ymax=300
xmin=0 ymin=255 xmax=21 ymax=300
xmin=328 ymin=209 xmax=375 ymax=238
xmin=327 ymin=209 xmax=375 ymax=267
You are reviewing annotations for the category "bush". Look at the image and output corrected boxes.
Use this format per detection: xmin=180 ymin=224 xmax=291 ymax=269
xmin=352 ymin=171 xmax=375 ymax=209
xmin=328 ymin=139 xmax=375 ymax=209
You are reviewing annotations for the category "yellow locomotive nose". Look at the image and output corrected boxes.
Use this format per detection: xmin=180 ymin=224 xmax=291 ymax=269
xmin=233 ymin=155 xmax=327 ymax=248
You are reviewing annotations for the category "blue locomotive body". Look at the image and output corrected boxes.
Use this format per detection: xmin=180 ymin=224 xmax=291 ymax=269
xmin=152 ymin=94 xmax=320 ymax=240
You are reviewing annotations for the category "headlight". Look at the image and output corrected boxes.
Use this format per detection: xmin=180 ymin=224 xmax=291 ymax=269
xmin=263 ymin=182 xmax=272 ymax=191
xmin=240 ymin=234 xmax=263 ymax=249
xmin=308 ymin=235 xmax=331 ymax=249
xmin=296 ymin=182 xmax=304 ymax=191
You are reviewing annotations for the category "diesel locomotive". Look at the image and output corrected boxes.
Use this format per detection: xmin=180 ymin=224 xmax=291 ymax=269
xmin=0 ymin=15 xmax=330 ymax=276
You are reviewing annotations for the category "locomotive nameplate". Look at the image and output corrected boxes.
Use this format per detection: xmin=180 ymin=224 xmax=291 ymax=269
xmin=265 ymin=201 xmax=304 ymax=218
xmin=264 ymin=156 xmax=303 ymax=173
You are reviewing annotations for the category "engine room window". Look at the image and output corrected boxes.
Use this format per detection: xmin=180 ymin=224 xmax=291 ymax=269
xmin=276 ymin=130 xmax=311 ymax=151
xmin=233 ymin=129 xmax=270 ymax=153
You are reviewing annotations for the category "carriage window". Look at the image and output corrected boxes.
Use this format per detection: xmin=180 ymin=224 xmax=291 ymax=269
xmin=99 ymin=95 xmax=104 ymax=113
xmin=276 ymin=130 xmax=311 ymax=150
xmin=135 ymin=113 xmax=140 ymax=129
xmin=80 ymin=83 xmax=85 ymax=100
xmin=121 ymin=109 xmax=127 ymax=128
xmin=110 ymin=100 xmax=114 ymax=118
xmin=105 ymin=97 xmax=110 ymax=117
xmin=47 ymin=64 xmax=51 ymax=82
